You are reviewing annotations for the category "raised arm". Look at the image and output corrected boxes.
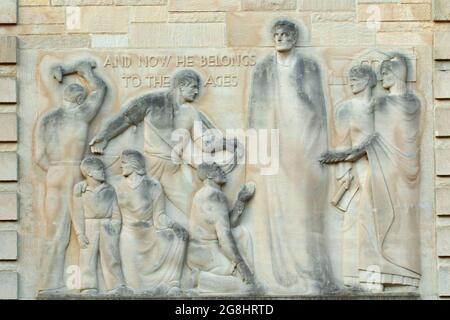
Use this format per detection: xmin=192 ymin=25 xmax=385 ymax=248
xmin=76 ymin=61 xmax=107 ymax=122
xmin=90 ymin=96 xmax=149 ymax=154
xmin=229 ymin=182 xmax=255 ymax=228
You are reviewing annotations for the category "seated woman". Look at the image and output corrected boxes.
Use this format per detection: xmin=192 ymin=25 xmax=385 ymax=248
xmin=116 ymin=149 xmax=188 ymax=294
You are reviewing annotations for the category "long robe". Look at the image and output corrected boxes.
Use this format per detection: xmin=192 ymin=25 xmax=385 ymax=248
xmin=247 ymin=51 xmax=331 ymax=294
xmin=333 ymin=98 xmax=374 ymax=287
xmin=359 ymin=93 xmax=421 ymax=287
xmin=117 ymin=176 xmax=186 ymax=292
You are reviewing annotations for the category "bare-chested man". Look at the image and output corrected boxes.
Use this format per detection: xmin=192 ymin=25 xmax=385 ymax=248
xmin=89 ymin=69 xmax=239 ymax=217
xmin=34 ymin=60 xmax=107 ymax=293
xmin=187 ymin=162 xmax=256 ymax=295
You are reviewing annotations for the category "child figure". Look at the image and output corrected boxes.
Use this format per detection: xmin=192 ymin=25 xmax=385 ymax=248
xmin=72 ymin=157 xmax=127 ymax=295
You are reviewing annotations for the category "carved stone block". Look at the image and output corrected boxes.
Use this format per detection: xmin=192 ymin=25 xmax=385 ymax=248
xmin=437 ymin=186 xmax=450 ymax=215
xmin=433 ymin=0 xmax=450 ymax=21
xmin=435 ymin=107 xmax=450 ymax=137
xmin=0 ymin=272 xmax=17 ymax=299
xmin=168 ymin=0 xmax=239 ymax=12
xmin=439 ymin=266 xmax=450 ymax=297
xmin=435 ymin=62 xmax=450 ymax=100
xmin=0 ymin=36 xmax=16 ymax=64
xmin=226 ymin=13 xmax=311 ymax=47
xmin=0 ymin=77 xmax=17 ymax=103
xmin=434 ymin=32 xmax=450 ymax=60
xmin=0 ymin=0 xmax=17 ymax=24
xmin=129 ymin=23 xmax=225 ymax=48
xmin=0 ymin=113 xmax=17 ymax=142
xmin=299 ymin=0 xmax=355 ymax=11
xmin=0 ymin=231 xmax=17 ymax=260
xmin=357 ymin=3 xmax=431 ymax=22
xmin=243 ymin=0 xmax=296 ymax=11
xmin=437 ymin=226 xmax=450 ymax=257
xmin=0 ymin=193 xmax=17 ymax=221
xmin=0 ymin=152 xmax=18 ymax=181
xmin=436 ymin=148 xmax=450 ymax=176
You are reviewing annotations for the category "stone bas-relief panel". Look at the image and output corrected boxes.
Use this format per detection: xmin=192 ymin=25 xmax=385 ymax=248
xmin=23 ymin=19 xmax=434 ymax=298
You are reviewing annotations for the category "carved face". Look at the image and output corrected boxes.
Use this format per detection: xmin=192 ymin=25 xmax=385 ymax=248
xmin=88 ymin=166 xmax=106 ymax=182
xmin=179 ymin=81 xmax=199 ymax=103
xmin=273 ymin=27 xmax=296 ymax=53
xmin=120 ymin=159 xmax=134 ymax=177
xmin=349 ymin=75 xmax=369 ymax=94
xmin=211 ymin=166 xmax=227 ymax=185
xmin=381 ymin=67 xmax=396 ymax=89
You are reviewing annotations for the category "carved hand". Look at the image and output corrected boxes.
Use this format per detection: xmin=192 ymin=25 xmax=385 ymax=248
xmin=236 ymin=260 xmax=255 ymax=285
xmin=89 ymin=136 xmax=108 ymax=154
xmin=172 ymin=223 xmax=189 ymax=241
xmin=75 ymin=60 xmax=97 ymax=76
xmin=77 ymin=234 xmax=89 ymax=249
xmin=52 ymin=66 xmax=64 ymax=83
xmin=74 ymin=180 xmax=88 ymax=197
xmin=319 ymin=150 xmax=348 ymax=165
xmin=238 ymin=182 xmax=256 ymax=202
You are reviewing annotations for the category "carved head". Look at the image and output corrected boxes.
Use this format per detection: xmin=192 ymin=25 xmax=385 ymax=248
xmin=271 ymin=19 xmax=298 ymax=53
xmin=63 ymin=83 xmax=88 ymax=106
xmin=380 ymin=54 xmax=408 ymax=90
xmin=171 ymin=70 xmax=201 ymax=103
xmin=121 ymin=149 xmax=146 ymax=177
xmin=80 ymin=157 xmax=106 ymax=182
xmin=348 ymin=65 xmax=377 ymax=94
xmin=197 ymin=162 xmax=227 ymax=185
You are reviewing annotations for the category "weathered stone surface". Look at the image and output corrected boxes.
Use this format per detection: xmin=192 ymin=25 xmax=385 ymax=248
xmin=0 ymin=0 xmax=17 ymax=24
xmin=19 ymin=0 xmax=50 ymax=5
xmin=312 ymin=22 xmax=376 ymax=47
xmin=0 ymin=77 xmax=16 ymax=103
xmin=376 ymin=32 xmax=432 ymax=46
xmin=168 ymin=0 xmax=240 ymax=12
xmin=19 ymin=0 xmax=49 ymax=5
xmin=438 ymin=226 xmax=450 ymax=257
xmin=226 ymin=12 xmax=311 ymax=47
xmin=0 ymin=231 xmax=17 ymax=260
xmin=129 ymin=23 xmax=225 ymax=47
xmin=67 ymin=6 xmax=129 ymax=33
xmin=0 ymin=113 xmax=17 ymax=142
xmin=115 ymin=0 xmax=166 ymax=4
xmin=357 ymin=3 xmax=431 ymax=22
xmin=0 ymin=272 xmax=17 ymax=299
xmin=130 ymin=5 xmax=167 ymax=22
xmin=437 ymin=187 xmax=450 ymax=216
xmin=0 ymin=36 xmax=16 ymax=64
xmin=53 ymin=0 xmax=113 ymax=4
xmin=0 ymin=192 xmax=17 ymax=220
xmin=242 ymin=0 xmax=296 ymax=11
xmin=299 ymin=0 xmax=355 ymax=11
xmin=434 ymin=0 xmax=450 ymax=21
xmin=434 ymin=32 xmax=450 ymax=60
xmin=0 ymin=152 xmax=17 ymax=181
xmin=435 ymin=62 xmax=450 ymax=100
xmin=168 ymin=12 xmax=225 ymax=23
xmin=19 ymin=35 xmax=91 ymax=49
xmin=436 ymin=148 xmax=450 ymax=176
xmin=19 ymin=7 xmax=65 ymax=25
xmin=435 ymin=107 xmax=450 ymax=137
xmin=439 ymin=266 xmax=450 ymax=297
xmin=91 ymin=34 xmax=129 ymax=48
